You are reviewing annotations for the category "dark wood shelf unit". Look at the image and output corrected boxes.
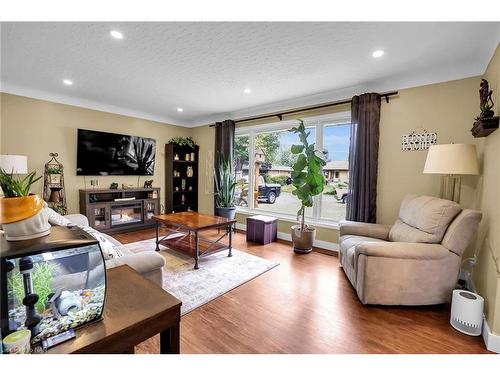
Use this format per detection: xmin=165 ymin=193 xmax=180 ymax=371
xmin=79 ymin=187 xmax=160 ymax=233
xmin=165 ymin=144 xmax=199 ymax=214
xmin=471 ymin=116 xmax=499 ymax=138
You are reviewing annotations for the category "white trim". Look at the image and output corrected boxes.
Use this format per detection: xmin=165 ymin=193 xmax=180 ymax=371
xmin=482 ymin=318 xmax=500 ymax=353
xmin=236 ymin=207 xmax=340 ymax=230
xmin=235 ymin=222 xmax=339 ymax=253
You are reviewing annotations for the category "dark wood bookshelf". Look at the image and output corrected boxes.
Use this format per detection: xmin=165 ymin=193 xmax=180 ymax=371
xmin=165 ymin=144 xmax=199 ymax=213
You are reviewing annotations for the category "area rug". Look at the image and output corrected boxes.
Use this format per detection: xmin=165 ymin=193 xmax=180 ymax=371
xmin=120 ymin=238 xmax=279 ymax=315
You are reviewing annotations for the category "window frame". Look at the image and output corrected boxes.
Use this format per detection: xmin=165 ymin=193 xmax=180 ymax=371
xmin=234 ymin=111 xmax=351 ymax=228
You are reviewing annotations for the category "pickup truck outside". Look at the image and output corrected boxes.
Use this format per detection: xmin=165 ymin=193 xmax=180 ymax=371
xmin=258 ymin=175 xmax=281 ymax=203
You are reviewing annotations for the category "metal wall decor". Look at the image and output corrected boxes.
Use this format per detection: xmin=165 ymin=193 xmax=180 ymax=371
xmin=401 ymin=127 xmax=437 ymax=151
xmin=43 ymin=153 xmax=68 ymax=215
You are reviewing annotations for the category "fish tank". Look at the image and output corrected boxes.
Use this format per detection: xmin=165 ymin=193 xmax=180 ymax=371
xmin=1 ymin=226 xmax=107 ymax=350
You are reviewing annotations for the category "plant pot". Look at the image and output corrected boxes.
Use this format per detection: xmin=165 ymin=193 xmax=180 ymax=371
xmin=1 ymin=195 xmax=50 ymax=241
xmin=215 ymin=207 xmax=236 ymax=220
xmin=291 ymin=225 xmax=316 ymax=254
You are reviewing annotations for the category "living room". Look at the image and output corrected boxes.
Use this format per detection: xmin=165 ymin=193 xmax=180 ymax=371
xmin=1 ymin=1 xmax=500 ymax=371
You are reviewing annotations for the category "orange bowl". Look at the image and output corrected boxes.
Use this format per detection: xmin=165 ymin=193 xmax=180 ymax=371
xmin=1 ymin=195 xmax=44 ymax=224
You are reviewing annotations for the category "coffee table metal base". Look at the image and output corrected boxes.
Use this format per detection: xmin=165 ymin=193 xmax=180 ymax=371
xmin=155 ymin=221 xmax=233 ymax=269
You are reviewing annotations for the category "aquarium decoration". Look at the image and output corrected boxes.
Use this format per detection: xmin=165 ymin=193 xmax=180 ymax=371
xmin=1 ymin=226 xmax=107 ymax=352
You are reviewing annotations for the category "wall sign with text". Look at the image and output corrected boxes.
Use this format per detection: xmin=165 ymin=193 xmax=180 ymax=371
xmin=401 ymin=129 xmax=437 ymax=151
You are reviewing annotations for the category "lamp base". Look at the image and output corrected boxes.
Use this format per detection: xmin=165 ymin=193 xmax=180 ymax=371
xmin=440 ymin=175 xmax=461 ymax=203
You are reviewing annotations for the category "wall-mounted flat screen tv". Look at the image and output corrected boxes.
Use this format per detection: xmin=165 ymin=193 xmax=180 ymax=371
xmin=77 ymin=129 xmax=156 ymax=176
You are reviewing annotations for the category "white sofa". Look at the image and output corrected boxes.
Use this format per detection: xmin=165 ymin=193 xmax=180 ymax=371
xmin=64 ymin=214 xmax=165 ymax=286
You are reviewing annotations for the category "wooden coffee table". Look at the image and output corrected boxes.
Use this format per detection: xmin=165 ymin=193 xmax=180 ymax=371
xmin=47 ymin=265 xmax=181 ymax=354
xmin=153 ymin=212 xmax=237 ymax=269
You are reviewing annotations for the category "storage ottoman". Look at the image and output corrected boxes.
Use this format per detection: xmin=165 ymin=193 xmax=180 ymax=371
xmin=246 ymin=215 xmax=278 ymax=245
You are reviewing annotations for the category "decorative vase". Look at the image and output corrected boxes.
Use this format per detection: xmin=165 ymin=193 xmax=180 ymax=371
xmin=185 ymin=153 xmax=190 ymax=161
xmin=181 ymin=179 xmax=186 ymax=191
xmin=1 ymin=195 xmax=51 ymax=241
xmin=186 ymin=166 xmax=194 ymax=177
xmin=190 ymin=152 xmax=195 ymax=161
xmin=290 ymin=225 xmax=316 ymax=254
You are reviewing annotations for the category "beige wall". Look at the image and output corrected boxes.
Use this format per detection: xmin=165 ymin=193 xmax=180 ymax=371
xmin=191 ymin=77 xmax=481 ymax=244
xmin=378 ymin=77 xmax=480 ymax=224
xmin=0 ymin=93 xmax=191 ymax=214
xmin=473 ymin=43 xmax=500 ymax=335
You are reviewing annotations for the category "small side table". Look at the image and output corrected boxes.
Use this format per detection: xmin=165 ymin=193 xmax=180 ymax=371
xmin=47 ymin=265 xmax=182 ymax=354
xmin=246 ymin=215 xmax=278 ymax=245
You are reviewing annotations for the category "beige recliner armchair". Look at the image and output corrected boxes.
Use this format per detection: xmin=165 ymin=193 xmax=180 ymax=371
xmin=339 ymin=195 xmax=482 ymax=305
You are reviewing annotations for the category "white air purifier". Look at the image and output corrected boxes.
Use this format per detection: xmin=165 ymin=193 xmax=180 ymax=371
xmin=450 ymin=289 xmax=484 ymax=336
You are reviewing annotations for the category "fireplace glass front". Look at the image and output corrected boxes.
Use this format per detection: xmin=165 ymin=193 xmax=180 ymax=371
xmin=111 ymin=204 xmax=142 ymax=227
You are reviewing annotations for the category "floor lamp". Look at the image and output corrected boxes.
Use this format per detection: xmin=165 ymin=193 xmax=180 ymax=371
xmin=423 ymin=144 xmax=479 ymax=203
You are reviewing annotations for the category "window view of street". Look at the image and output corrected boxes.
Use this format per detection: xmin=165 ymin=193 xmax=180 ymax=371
xmin=235 ymin=121 xmax=351 ymax=223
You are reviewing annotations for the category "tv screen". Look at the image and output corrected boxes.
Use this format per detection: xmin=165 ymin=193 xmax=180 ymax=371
xmin=76 ymin=129 xmax=156 ymax=176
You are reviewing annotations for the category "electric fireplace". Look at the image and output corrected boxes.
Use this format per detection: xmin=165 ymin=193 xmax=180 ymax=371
xmin=110 ymin=203 xmax=143 ymax=227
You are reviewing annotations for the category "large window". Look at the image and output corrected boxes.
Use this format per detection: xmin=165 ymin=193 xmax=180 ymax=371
xmin=235 ymin=112 xmax=351 ymax=224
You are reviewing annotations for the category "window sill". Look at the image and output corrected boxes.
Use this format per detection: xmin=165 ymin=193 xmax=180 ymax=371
xmin=235 ymin=208 xmax=341 ymax=231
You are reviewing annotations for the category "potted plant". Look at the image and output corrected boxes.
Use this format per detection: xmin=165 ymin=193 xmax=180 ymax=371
xmin=167 ymin=136 xmax=197 ymax=149
xmin=214 ymin=152 xmax=237 ymax=219
xmin=0 ymin=168 xmax=50 ymax=241
xmin=289 ymin=120 xmax=327 ymax=253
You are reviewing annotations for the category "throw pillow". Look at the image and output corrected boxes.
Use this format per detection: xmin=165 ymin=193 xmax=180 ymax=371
xmin=78 ymin=225 xmax=124 ymax=260
xmin=45 ymin=207 xmax=72 ymax=226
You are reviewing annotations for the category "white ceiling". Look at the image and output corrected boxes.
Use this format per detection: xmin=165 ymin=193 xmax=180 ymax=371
xmin=1 ymin=22 xmax=499 ymax=127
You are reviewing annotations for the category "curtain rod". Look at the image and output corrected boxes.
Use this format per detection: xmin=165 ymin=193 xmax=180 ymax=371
xmin=210 ymin=91 xmax=398 ymax=126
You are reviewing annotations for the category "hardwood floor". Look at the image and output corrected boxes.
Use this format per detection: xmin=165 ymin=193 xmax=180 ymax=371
xmin=112 ymin=228 xmax=490 ymax=354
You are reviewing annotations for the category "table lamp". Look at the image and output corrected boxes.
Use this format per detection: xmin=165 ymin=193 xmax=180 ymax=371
xmin=0 ymin=155 xmax=28 ymax=174
xmin=423 ymin=144 xmax=479 ymax=203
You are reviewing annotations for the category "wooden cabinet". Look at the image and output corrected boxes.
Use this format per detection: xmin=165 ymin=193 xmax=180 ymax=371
xmin=89 ymin=204 xmax=110 ymax=230
xmin=79 ymin=188 xmax=160 ymax=233
xmin=165 ymin=144 xmax=199 ymax=213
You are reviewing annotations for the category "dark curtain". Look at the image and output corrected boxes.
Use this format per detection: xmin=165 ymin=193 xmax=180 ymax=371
xmin=214 ymin=119 xmax=235 ymax=209
xmin=346 ymin=93 xmax=381 ymax=223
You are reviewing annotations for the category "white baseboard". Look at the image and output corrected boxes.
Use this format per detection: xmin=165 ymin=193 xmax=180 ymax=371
xmin=235 ymin=222 xmax=339 ymax=253
xmin=483 ymin=318 xmax=500 ymax=353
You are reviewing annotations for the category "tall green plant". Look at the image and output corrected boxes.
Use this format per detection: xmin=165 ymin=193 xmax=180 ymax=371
xmin=0 ymin=168 xmax=42 ymax=198
xmin=214 ymin=152 xmax=237 ymax=208
xmin=289 ymin=120 xmax=327 ymax=231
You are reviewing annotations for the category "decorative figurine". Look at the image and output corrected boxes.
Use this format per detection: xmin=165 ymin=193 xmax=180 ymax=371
xmin=479 ymin=79 xmax=495 ymax=119
xmin=143 ymin=180 xmax=153 ymax=188
xmin=186 ymin=166 xmax=194 ymax=177
xmin=174 ymin=154 xmax=179 ymax=161
xmin=109 ymin=182 xmax=118 ymax=189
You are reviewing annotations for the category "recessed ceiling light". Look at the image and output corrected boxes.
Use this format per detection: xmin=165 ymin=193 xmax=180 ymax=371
xmin=244 ymin=88 xmax=252 ymax=94
xmin=177 ymin=108 xmax=183 ymax=112
xmin=63 ymin=79 xmax=73 ymax=86
xmin=372 ymin=50 xmax=384 ymax=58
xmin=110 ymin=30 xmax=123 ymax=39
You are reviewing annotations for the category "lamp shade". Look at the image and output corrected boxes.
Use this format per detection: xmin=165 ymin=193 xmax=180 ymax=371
xmin=423 ymin=144 xmax=479 ymax=175
xmin=0 ymin=155 xmax=28 ymax=174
